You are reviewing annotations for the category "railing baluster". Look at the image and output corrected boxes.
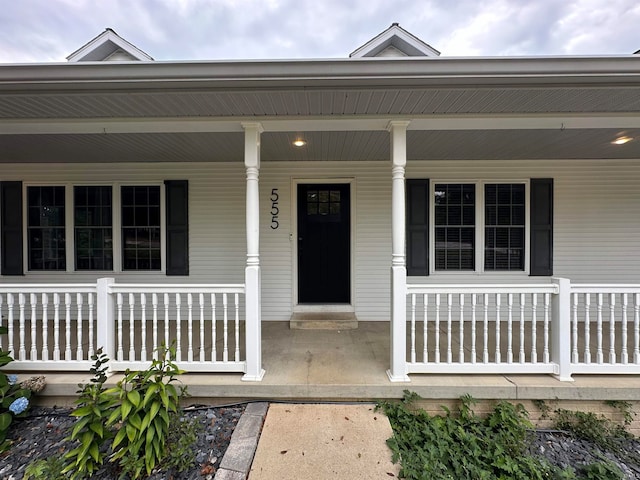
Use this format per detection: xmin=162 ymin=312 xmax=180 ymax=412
xmin=531 ymin=294 xmax=538 ymax=364
xmin=495 ymin=294 xmax=501 ymax=363
xmin=597 ymin=293 xmax=604 ymax=364
xmin=471 ymin=294 xmax=477 ymax=364
xmin=163 ymin=293 xmax=170 ymax=348
xmin=507 ymin=293 xmax=513 ymax=364
xmin=571 ymin=293 xmax=579 ymax=363
xmin=211 ymin=294 xmax=217 ymax=362
xmin=18 ymin=293 xmax=26 ymax=361
xmin=223 ymin=293 xmax=229 ymax=363
xmin=187 ymin=293 xmax=194 ymax=362
xmin=7 ymin=293 xmax=14 ymax=359
xmin=621 ymin=294 xmax=628 ymax=365
xmin=30 ymin=293 xmax=37 ymax=360
xmin=129 ymin=293 xmax=136 ymax=361
xmin=140 ymin=294 xmax=147 ymax=362
xmin=410 ymin=294 xmax=416 ymax=363
xmin=234 ymin=293 xmax=240 ymax=362
xmin=65 ymin=293 xmax=72 ymax=361
xmin=116 ymin=293 xmax=124 ymax=361
xmin=609 ymin=293 xmax=616 ymax=364
xmin=483 ymin=293 xmax=489 ymax=363
xmin=76 ymin=293 xmax=84 ymax=360
xmin=519 ymin=293 xmax=525 ymax=363
xmin=435 ymin=294 xmax=440 ymax=364
xmin=635 ymin=293 xmax=640 ymax=364
xmin=199 ymin=293 xmax=205 ymax=362
xmin=175 ymin=294 xmax=182 ymax=361
xmin=152 ymin=293 xmax=159 ymax=360
xmin=53 ymin=293 xmax=61 ymax=361
xmin=446 ymin=294 xmax=452 ymax=364
xmin=584 ymin=293 xmax=591 ymax=364
xmin=42 ymin=294 xmax=49 ymax=360
xmin=423 ymin=294 xmax=428 ymax=363
xmin=543 ymin=293 xmax=550 ymax=364
xmin=88 ymin=292 xmax=94 ymax=358
xmin=459 ymin=294 xmax=464 ymax=363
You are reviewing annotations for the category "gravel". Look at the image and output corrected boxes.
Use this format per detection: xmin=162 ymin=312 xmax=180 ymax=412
xmin=0 ymin=404 xmax=245 ymax=480
xmin=3 ymin=405 xmax=640 ymax=479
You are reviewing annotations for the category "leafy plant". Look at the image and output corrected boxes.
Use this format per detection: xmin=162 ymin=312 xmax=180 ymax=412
xmin=579 ymin=459 xmax=624 ymax=480
xmin=161 ymin=413 xmax=203 ymax=473
xmin=105 ymin=344 xmax=186 ymax=479
xmin=378 ymin=391 xmax=571 ymax=480
xmin=62 ymin=348 xmax=115 ymax=479
xmin=23 ymin=456 xmax=68 ymax=480
xmin=0 ymin=326 xmax=36 ymax=452
xmin=553 ymin=409 xmax=632 ymax=449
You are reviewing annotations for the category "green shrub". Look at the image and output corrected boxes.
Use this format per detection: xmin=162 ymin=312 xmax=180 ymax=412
xmin=62 ymin=348 xmax=115 ymax=479
xmin=105 ymin=344 xmax=186 ymax=479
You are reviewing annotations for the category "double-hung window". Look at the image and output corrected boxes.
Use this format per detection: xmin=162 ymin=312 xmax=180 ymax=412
xmin=74 ymin=186 xmax=113 ymax=270
xmin=407 ymin=179 xmax=552 ymax=276
xmin=27 ymin=186 xmax=66 ymax=271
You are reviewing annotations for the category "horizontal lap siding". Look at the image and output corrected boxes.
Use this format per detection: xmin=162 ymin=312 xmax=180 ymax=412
xmin=2 ymin=158 xmax=639 ymax=321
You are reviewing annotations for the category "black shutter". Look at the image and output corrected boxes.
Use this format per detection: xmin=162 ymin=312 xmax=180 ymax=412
xmin=406 ymin=179 xmax=429 ymax=276
xmin=530 ymin=178 xmax=553 ymax=276
xmin=1 ymin=181 xmax=23 ymax=276
xmin=165 ymin=180 xmax=189 ymax=276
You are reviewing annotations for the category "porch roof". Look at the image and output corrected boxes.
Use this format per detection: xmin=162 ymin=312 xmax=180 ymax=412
xmin=1 ymin=55 xmax=640 ymax=162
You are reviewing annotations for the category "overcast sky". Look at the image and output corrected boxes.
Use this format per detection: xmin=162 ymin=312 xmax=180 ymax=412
xmin=1 ymin=0 xmax=639 ymax=63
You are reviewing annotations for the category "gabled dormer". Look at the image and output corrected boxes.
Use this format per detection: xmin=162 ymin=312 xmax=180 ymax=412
xmin=349 ymin=23 xmax=440 ymax=58
xmin=66 ymin=28 xmax=154 ymax=62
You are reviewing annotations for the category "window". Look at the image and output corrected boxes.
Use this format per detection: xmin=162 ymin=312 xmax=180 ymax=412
xmin=121 ymin=185 xmax=161 ymax=271
xmin=27 ymin=186 xmax=66 ymax=271
xmin=484 ymin=184 xmax=525 ymax=271
xmin=74 ymin=186 xmax=113 ymax=270
xmin=406 ymin=179 xmax=552 ymax=276
xmin=434 ymin=183 xmax=475 ymax=271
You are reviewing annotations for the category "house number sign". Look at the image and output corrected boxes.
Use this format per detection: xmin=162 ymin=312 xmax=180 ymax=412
xmin=270 ymin=188 xmax=279 ymax=229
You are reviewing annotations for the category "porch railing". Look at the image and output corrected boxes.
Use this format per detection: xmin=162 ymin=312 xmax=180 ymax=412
xmin=402 ymin=278 xmax=640 ymax=381
xmin=0 ymin=278 xmax=252 ymax=376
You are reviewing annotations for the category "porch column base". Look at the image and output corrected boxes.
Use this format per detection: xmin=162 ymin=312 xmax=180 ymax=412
xmin=243 ymin=264 xmax=264 ymax=382
xmin=386 ymin=369 xmax=410 ymax=383
xmin=242 ymin=369 xmax=266 ymax=382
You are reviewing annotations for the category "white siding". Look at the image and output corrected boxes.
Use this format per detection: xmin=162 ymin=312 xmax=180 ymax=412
xmin=2 ymin=158 xmax=640 ymax=322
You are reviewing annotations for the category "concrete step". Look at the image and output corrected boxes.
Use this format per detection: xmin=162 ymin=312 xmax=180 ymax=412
xmin=289 ymin=312 xmax=358 ymax=330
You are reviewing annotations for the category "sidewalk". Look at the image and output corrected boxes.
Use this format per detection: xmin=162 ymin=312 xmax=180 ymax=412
xmin=214 ymin=402 xmax=400 ymax=480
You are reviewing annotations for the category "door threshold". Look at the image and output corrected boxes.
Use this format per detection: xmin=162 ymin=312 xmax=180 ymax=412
xmin=293 ymin=304 xmax=354 ymax=313
xmin=289 ymin=311 xmax=358 ymax=330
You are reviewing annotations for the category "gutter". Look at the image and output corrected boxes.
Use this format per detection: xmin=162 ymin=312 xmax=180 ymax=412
xmin=1 ymin=56 xmax=640 ymax=92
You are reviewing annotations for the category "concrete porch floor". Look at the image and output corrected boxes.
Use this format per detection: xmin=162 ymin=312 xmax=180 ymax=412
xmin=31 ymin=321 xmax=640 ymax=406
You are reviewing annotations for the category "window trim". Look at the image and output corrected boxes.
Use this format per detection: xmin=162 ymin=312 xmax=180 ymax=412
xmin=22 ymin=181 xmax=166 ymax=274
xmin=428 ymin=179 xmax=530 ymax=275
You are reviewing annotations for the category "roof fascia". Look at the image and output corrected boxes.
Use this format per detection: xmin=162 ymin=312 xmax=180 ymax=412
xmin=2 ymin=56 xmax=640 ymax=92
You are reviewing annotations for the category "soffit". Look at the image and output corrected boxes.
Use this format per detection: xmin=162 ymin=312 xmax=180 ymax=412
xmin=2 ymin=129 xmax=639 ymax=164
xmin=1 ymin=86 xmax=640 ymax=119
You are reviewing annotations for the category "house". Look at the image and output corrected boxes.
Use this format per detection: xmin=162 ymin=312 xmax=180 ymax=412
xmin=0 ymin=25 xmax=639 ymax=391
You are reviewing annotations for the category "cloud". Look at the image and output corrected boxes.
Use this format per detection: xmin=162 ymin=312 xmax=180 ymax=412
xmin=0 ymin=0 xmax=639 ymax=63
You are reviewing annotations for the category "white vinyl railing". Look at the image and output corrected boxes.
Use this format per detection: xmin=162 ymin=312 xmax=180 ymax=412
xmin=570 ymin=286 xmax=640 ymax=374
xmin=0 ymin=278 xmax=252 ymax=375
xmin=400 ymin=279 xmax=640 ymax=381
xmin=405 ymin=284 xmax=559 ymax=376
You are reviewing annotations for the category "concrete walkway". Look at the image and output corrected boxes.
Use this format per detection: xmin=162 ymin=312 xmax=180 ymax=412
xmin=213 ymin=402 xmax=399 ymax=480
xmin=247 ymin=403 xmax=399 ymax=480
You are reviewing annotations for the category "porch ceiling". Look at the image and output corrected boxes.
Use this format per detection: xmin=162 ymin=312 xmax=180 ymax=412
xmin=1 ymin=128 xmax=640 ymax=163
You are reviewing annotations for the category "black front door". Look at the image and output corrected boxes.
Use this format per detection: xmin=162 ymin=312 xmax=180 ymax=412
xmin=297 ymin=184 xmax=350 ymax=303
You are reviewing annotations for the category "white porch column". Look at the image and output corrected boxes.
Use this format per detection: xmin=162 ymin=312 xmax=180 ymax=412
xmin=242 ymin=122 xmax=265 ymax=381
xmin=387 ymin=121 xmax=411 ymax=382
xmin=96 ymin=277 xmax=115 ymax=370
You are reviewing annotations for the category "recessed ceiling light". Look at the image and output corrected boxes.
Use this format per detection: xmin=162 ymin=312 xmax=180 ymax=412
xmin=611 ymin=136 xmax=633 ymax=145
xmin=293 ymin=139 xmax=306 ymax=147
